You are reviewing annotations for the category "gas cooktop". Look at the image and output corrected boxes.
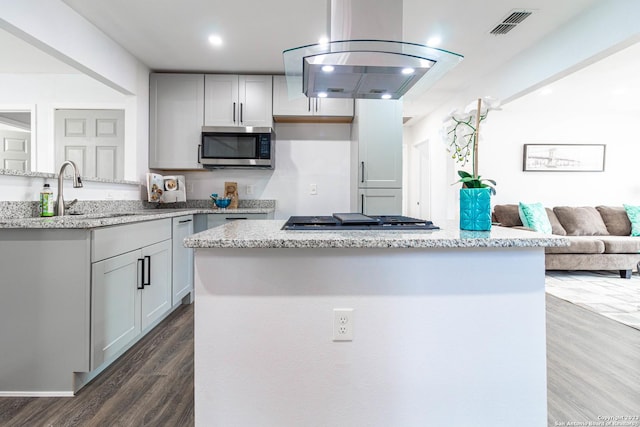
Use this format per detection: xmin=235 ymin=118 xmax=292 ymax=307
xmin=282 ymin=213 xmax=439 ymax=231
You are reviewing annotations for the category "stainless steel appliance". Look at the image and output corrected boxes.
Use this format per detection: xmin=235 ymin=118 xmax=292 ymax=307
xmin=282 ymin=213 xmax=438 ymax=231
xmin=199 ymin=126 xmax=274 ymax=169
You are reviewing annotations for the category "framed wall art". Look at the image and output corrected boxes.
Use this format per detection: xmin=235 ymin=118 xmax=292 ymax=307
xmin=522 ymin=144 xmax=606 ymax=172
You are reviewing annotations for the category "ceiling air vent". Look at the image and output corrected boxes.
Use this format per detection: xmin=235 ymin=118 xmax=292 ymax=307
xmin=490 ymin=10 xmax=533 ymax=35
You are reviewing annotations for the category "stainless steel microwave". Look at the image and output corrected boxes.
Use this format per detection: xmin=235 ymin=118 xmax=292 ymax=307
xmin=199 ymin=126 xmax=275 ymax=169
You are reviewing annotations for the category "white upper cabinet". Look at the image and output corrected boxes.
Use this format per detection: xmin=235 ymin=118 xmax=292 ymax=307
xmin=204 ymin=75 xmax=273 ymax=127
xmin=357 ymin=99 xmax=403 ymax=189
xmin=272 ymin=75 xmax=354 ymax=121
xmin=149 ymin=73 xmax=204 ymax=169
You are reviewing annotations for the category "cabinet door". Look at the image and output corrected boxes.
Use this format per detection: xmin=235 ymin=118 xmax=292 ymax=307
xmin=315 ymin=97 xmax=354 ymax=117
xmin=141 ymin=240 xmax=172 ymax=330
xmin=149 ymin=73 xmax=204 ymax=169
xmin=172 ymin=216 xmax=194 ymax=305
xmin=357 ymin=99 xmax=402 ymax=188
xmin=204 ymin=75 xmax=239 ymax=126
xmin=91 ymin=250 xmax=142 ymax=369
xmin=272 ymin=75 xmax=312 ymax=116
xmin=238 ymin=75 xmax=273 ymax=127
xmin=358 ymin=188 xmax=402 ymax=215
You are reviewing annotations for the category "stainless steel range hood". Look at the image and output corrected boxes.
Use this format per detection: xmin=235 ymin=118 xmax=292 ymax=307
xmin=283 ymin=0 xmax=463 ymax=100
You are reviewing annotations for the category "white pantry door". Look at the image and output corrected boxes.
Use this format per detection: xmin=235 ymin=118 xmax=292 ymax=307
xmin=55 ymin=109 xmax=124 ymax=180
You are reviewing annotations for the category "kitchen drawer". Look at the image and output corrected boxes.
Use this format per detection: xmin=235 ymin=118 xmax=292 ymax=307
xmin=207 ymin=213 xmax=269 ymax=229
xmin=91 ymin=218 xmax=171 ymax=262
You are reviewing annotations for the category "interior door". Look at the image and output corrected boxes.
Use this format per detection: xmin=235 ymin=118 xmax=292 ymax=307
xmin=0 ymin=128 xmax=30 ymax=171
xmin=55 ymin=109 xmax=125 ymax=180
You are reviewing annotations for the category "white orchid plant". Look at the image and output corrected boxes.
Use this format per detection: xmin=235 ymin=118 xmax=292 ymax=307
xmin=443 ymin=96 xmax=501 ymax=195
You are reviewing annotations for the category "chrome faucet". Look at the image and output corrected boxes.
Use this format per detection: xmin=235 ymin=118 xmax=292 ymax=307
xmin=56 ymin=160 xmax=83 ymax=216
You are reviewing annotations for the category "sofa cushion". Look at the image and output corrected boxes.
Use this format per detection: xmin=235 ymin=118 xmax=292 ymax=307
xmin=546 ymin=208 xmax=567 ymax=236
xmin=597 ymin=236 xmax=640 ymax=253
xmin=519 ymin=202 xmax=552 ymax=233
xmin=596 ymin=206 xmax=631 ymax=236
xmin=493 ymin=204 xmax=522 ymax=227
xmin=553 ymin=206 xmax=609 ymax=236
xmin=623 ymin=204 xmax=640 ymax=237
xmin=545 ymin=236 xmax=605 ymax=254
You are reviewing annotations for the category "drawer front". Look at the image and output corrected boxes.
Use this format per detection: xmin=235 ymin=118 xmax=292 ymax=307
xmin=92 ymin=218 xmax=171 ymax=262
xmin=206 ymin=213 xmax=268 ymax=229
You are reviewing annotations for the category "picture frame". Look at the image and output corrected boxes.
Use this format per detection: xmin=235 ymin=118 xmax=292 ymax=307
xmin=522 ymin=144 xmax=606 ymax=172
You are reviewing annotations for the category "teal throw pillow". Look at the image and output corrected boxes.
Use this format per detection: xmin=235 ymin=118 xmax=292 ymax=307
xmin=518 ymin=202 xmax=552 ymax=234
xmin=623 ymin=204 xmax=640 ymax=236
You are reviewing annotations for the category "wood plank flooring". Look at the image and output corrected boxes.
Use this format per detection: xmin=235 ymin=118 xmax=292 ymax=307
xmin=0 ymin=304 xmax=194 ymax=427
xmin=1 ymin=295 xmax=639 ymax=426
xmin=546 ymin=294 xmax=640 ymax=425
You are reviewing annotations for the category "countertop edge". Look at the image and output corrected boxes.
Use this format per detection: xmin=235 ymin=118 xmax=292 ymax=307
xmin=0 ymin=208 xmax=275 ymax=229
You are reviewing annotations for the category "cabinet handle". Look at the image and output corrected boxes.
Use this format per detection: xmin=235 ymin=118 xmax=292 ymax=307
xmin=240 ymin=103 xmax=244 ymax=124
xmin=197 ymin=144 xmax=201 ymax=164
xmin=137 ymin=258 xmax=144 ymax=290
xmin=315 ymin=98 xmax=319 ymax=113
xmin=361 ymin=161 xmax=365 ymax=183
xmin=225 ymin=217 xmax=247 ymax=221
xmin=233 ymin=102 xmax=236 ymax=123
xmin=361 ymin=194 xmax=365 ymax=214
xmin=179 ymin=219 xmax=193 ymax=224
xmin=308 ymin=98 xmax=311 ymax=112
xmin=144 ymin=255 xmax=151 ymax=287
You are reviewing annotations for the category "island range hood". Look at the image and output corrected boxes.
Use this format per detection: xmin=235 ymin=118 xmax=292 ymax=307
xmin=283 ymin=0 xmax=463 ymax=100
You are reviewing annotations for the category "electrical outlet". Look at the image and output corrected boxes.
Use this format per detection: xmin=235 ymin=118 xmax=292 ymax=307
xmin=310 ymin=183 xmax=318 ymax=195
xmin=186 ymin=182 xmax=194 ymax=193
xmin=246 ymin=184 xmax=255 ymax=195
xmin=333 ymin=308 xmax=354 ymax=341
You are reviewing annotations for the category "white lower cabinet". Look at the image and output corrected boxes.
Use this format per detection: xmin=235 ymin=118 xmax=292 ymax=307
xmin=358 ymin=188 xmax=403 ymax=215
xmin=90 ymin=219 xmax=172 ymax=370
xmin=172 ymin=215 xmax=194 ymax=305
xmin=206 ymin=212 xmax=269 ymax=229
xmin=91 ymin=250 xmax=141 ymax=368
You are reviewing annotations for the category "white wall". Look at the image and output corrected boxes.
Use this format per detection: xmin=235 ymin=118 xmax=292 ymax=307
xmin=0 ymin=174 xmax=141 ymax=202
xmin=182 ymin=123 xmax=352 ymax=219
xmin=404 ymin=0 xmax=640 ymax=222
xmin=0 ymin=0 xmax=150 ymax=202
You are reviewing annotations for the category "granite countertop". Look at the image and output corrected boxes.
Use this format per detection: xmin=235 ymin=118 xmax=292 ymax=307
xmin=0 ymin=207 xmax=274 ymax=229
xmin=184 ymin=219 xmax=570 ymax=249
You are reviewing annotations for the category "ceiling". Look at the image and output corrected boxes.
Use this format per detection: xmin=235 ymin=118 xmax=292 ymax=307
xmin=3 ymin=0 xmax=606 ymax=120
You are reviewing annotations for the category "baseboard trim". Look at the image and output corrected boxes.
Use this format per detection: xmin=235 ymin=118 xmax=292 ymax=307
xmin=0 ymin=391 xmax=74 ymax=397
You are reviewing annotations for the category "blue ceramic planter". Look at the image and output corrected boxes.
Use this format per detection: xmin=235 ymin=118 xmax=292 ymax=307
xmin=459 ymin=187 xmax=492 ymax=231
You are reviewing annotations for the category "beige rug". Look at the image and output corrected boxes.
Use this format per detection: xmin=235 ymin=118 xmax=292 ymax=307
xmin=545 ymin=270 xmax=640 ymax=331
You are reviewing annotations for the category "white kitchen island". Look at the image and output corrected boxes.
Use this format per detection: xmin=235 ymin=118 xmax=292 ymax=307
xmin=184 ymin=220 xmax=567 ymax=427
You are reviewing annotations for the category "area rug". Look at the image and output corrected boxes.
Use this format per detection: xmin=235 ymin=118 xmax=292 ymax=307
xmin=545 ymin=270 xmax=640 ymax=331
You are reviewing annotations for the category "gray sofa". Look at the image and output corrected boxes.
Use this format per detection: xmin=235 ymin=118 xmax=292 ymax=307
xmin=493 ymin=205 xmax=640 ymax=278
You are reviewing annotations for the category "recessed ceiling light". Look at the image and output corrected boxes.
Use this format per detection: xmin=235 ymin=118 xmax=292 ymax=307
xmin=318 ymin=36 xmax=329 ymax=46
xmin=401 ymin=68 xmax=415 ymax=75
xmin=539 ymin=87 xmax=553 ymax=95
xmin=426 ymin=36 xmax=442 ymax=47
xmin=381 ymin=94 xmax=392 ymax=99
xmin=208 ymin=35 xmax=223 ymax=46
xmin=317 ymin=92 xmax=328 ymax=98
xmin=321 ymin=65 xmax=335 ymax=72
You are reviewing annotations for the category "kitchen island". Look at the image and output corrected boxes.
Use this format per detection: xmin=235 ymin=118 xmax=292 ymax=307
xmin=185 ymin=220 xmax=567 ymax=427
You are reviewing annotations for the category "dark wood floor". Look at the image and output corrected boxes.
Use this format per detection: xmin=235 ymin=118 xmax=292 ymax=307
xmin=0 ymin=304 xmax=194 ymax=427
xmin=1 ymin=296 xmax=639 ymax=426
